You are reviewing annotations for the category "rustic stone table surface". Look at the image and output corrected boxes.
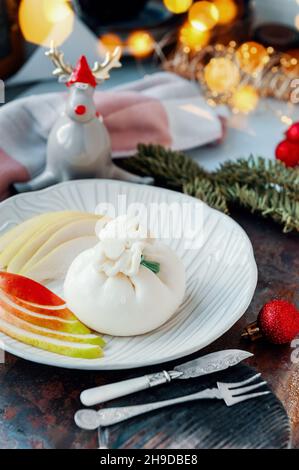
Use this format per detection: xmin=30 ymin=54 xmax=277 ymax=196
xmin=0 ymin=208 xmax=298 ymax=449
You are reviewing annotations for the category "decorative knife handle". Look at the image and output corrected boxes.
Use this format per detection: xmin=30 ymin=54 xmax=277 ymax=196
xmin=80 ymin=371 xmax=180 ymax=407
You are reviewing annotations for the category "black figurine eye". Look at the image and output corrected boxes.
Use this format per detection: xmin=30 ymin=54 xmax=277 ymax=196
xmin=76 ymin=83 xmax=89 ymax=90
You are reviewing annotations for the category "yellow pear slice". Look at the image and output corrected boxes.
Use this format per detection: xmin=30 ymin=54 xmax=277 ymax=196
xmin=0 ymin=211 xmax=93 ymax=252
xmin=0 ymin=317 xmax=103 ymax=359
xmin=21 ymin=215 xmax=108 ymax=274
xmin=23 ymin=236 xmax=98 ymax=283
xmin=0 ymin=211 xmax=96 ymax=269
xmin=8 ymin=215 xmax=104 ymax=274
xmin=0 ymin=215 xmax=47 ymax=252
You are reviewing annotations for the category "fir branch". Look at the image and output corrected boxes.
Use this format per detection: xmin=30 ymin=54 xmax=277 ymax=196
xmin=126 ymin=144 xmax=207 ymax=187
xmin=121 ymin=144 xmax=299 ymax=233
xmin=222 ymin=183 xmax=299 ymax=233
xmin=214 ymin=156 xmax=299 ymax=197
xmin=183 ymin=177 xmax=229 ymax=213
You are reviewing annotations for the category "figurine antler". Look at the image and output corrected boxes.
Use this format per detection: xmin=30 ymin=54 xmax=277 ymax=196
xmin=92 ymin=47 xmax=122 ymax=82
xmin=45 ymin=41 xmax=73 ymax=80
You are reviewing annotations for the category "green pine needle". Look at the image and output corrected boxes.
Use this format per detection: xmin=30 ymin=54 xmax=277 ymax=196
xmin=120 ymin=144 xmax=299 ymax=233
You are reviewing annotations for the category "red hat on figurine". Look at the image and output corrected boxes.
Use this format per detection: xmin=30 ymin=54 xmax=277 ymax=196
xmin=66 ymin=55 xmax=97 ymax=88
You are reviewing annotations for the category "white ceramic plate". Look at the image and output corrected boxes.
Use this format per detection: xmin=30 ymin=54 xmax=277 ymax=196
xmin=0 ymin=180 xmax=257 ymax=370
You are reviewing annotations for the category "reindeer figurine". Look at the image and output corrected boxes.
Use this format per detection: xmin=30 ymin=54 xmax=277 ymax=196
xmin=19 ymin=44 xmax=150 ymax=191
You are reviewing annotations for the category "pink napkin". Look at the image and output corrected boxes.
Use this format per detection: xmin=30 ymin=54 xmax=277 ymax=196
xmin=0 ymin=72 xmax=225 ymax=200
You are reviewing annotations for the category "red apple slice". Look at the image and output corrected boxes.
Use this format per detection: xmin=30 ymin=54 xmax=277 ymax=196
xmin=0 ymin=317 xmax=103 ymax=359
xmin=0 ymin=271 xmax=64 ymax=306
xmin=0 ymin=291 xmax=90 ymax=334
xmin=0 ymin=272 xmax=106 ymax=358
xmin=1 ymin=291 xmax=74 ymax=320
xmin=0 ymin=307 xmax=105 ymax=346
xmin=0 ymin=272 xmax=90 ymax=334
xmin=0 ymin=271 xmax=78 ymax=320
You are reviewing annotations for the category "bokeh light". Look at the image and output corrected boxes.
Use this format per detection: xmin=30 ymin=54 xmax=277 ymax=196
xmin=281 ymin=49 xmax=299 ymax=77
xmin=188 ymin=1 xmax=219 ymax=32
xmin=179 ymin=21 xmax=211 ymax=50
xmin=163 ymin=0 xmax=193 ymax=14
xmin=100 ymin=33 xmax=122 ymax=54
xmin=231 ymin=85 xmax=259 ymax=113
xmin=44 ymin=0 xmax=72 ymax=22
xmin=19 ymin=0 xmax=74 ymax=47
xmin=127 ymin=31 xmax=155 ymax=58
xmin=204 ymin=57 xmax=240 ymax=93
xmin=236 ymin=42 xmax=268 ymax=73
xmin=214 ymin=0 xmax=238 ymax=25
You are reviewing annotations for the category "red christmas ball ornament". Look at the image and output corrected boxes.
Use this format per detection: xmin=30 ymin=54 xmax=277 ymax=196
xmin=242 ymin=300 xmax=299 ymax=344
xmin=286 ymin=122 xmax=299 ymax=143
xmin=275 ymin=139 xmax=299 ymax=167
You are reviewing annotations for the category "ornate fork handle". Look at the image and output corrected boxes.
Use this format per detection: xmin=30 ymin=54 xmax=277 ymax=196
xmin=97 ymin=388 xmax=220 ymax=427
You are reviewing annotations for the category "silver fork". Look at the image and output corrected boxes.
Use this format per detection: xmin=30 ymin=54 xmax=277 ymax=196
xmin=75 ymin=373 xmax=269 ymax=430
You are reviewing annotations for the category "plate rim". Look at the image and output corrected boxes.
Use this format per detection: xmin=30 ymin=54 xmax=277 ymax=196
xmin=0 ymin=179 xmax=258 ymax=370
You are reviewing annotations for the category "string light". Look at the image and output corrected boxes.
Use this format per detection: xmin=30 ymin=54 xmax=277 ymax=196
xmin=163 ymin=41 xmax=299 ymax=111
xmin=281 ymin=115 xmax=293 ymax=126
xmin=179 ymin=22 xmax=211 ymax=50
xmin=188 ymin=1 xmax=219 ymax=32
xmin=204 ymin=57 xmax=240 ymax=93
xmin=19 ymin=0 xmax=74 ymax=46
xmin=163 ymin=0 xmax=193 ymax=14
xmin=213 ymin=0 xmax=238 ymax=25
xmin=231 ymin=85 xmax=259 ymax=113
xmin=127 ymin=31 xmax=154 ymax=58
xmin=100 ymin=33 xmax=122 ymax=54
xmin=236 ymin=42 xmax=268 ymax=73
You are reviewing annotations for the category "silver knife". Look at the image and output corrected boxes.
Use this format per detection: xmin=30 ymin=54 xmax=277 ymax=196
xmin=80 ymin=349 xmax=252 ymax=406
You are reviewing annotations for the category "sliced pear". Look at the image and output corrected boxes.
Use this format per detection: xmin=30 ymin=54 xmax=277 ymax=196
xmin=0 ymin=211 xmax=95 ymax=268
xmin=0 ymin=317 xmax=103 ymax=358
xmin=23 ymin=236 xmax=98 ymax=283
xmin=0 ymin=212 xmax=77 ymax=252
xmin=0 ymin=307 xmax=105 ymax=346
xmin=21 ymin=216 xmax=108 ymax=274
xmin=8 ymin=215 xmax=103 ymax=274
xmin=0 ymin=211 xmax=93 ymax=251
xmin=0 ymin=216 xmax=45 ymax=252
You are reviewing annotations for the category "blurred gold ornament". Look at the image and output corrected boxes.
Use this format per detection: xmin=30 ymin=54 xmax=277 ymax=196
xmin=163 ymin=0 xmax=193 ymax=14
xmin=179 ymin=22 xmax=211 ymax=50
xmin=127 ymin=31 xmax=154 ymax=58
xmin=214 ymin=0 xmax=238 ymax=25
xmin=281 ymin=49 xmax=299 ymax=77
xmin=188 ymin=1 xmax=219 ymax=32
xmin=204 ymin=57 xmax=240 ymax=93
xmin=231 ymin=85 xmax=259 ymax=113
xmin=19 ymin=0 xmax=74 ymax=47
xmin=100 ymin=33 xmax=122 ymax=54
xmin=237 ymin=42 xmax=268 ymax=73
